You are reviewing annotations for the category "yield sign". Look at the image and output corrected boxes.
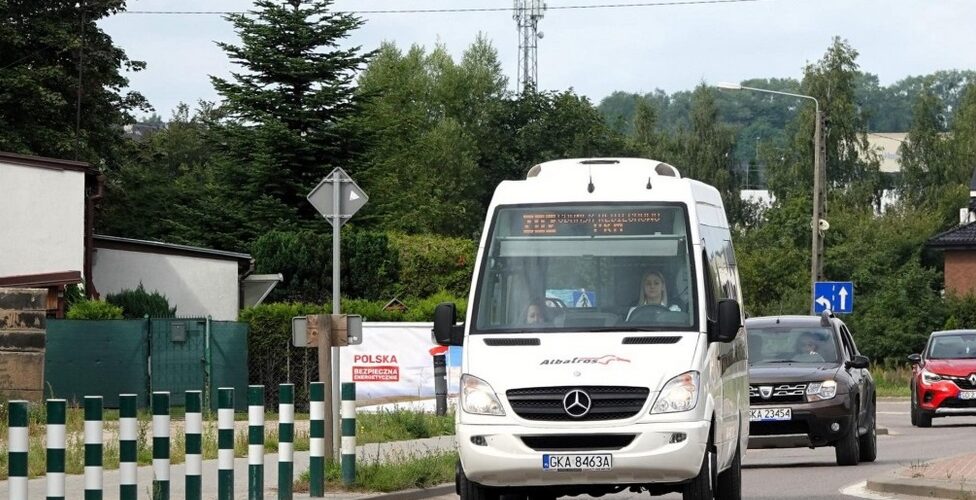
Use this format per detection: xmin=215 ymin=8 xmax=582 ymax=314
xmin=307 ymin=167 xmax=368 ymax=226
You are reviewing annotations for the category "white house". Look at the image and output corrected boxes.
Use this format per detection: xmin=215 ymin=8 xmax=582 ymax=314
xmin=1 ymin=150 xmax=279 ymax=319
xmin=0 ymin=152 xmax=98 ymax=314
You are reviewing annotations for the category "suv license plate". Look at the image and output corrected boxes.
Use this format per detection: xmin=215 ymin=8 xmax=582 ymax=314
xmin=959 ymin=391 xmax=976 ymax=400
xmin=750 ymin=407 xmax=792 ymax=421
xmin=542 ymin=454 xmax=612 ymax=471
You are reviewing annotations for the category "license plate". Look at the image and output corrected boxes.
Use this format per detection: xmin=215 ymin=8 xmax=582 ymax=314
xmin=542 ymin=454 xmax=612 ymax=471
xmin=959 ymin=391 xmax=976 ymax=400
xmin=749 ymin=407 xmax=792 ymax=422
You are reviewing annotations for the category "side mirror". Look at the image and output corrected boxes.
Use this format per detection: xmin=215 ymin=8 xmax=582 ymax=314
xmin=433 ymin=302 xmax=465 ymax=346
xmin=847 ymin=354 xmax=870 ymax=370
xmin=710 ymin=299 xmax=741 ymax=343
xmin=907 ymin=353 xmax=922 ymax=365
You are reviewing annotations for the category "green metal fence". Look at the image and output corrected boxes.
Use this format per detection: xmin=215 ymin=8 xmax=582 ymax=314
xmin=45 ymin=318 xmax=248 ymax=410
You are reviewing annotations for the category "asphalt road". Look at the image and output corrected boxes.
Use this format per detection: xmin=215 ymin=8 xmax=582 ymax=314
xmin=434 ymin=399 xmax=976 ymax=500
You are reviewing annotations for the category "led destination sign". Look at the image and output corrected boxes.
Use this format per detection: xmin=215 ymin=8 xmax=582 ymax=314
xmin=520 ymin=210 xmax=672 ymax=236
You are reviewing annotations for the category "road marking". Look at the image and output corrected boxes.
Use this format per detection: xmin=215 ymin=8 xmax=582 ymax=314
xmin=840 ymin=480 xmax=899 ymax=499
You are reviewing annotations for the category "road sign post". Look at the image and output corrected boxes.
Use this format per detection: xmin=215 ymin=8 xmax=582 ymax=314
xmin=814 ymin=281 xmax=854 ymax=314
xmin=306 ymin=168 xmax=367 ymax=461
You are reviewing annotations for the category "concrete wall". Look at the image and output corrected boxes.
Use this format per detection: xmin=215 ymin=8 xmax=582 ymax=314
xmin=945 ymin=250 xmax=976 ymax=296
xmin=0 ymin=163 xmax=86 ymax=277
xmin=92 ymin=248 xmax=241 ymax=320
xmin=0 ymin=288 xmax=46 ymax=401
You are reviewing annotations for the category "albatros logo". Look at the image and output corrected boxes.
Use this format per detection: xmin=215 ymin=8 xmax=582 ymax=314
xmin=539 ymin=355 xmax=631 ymax=366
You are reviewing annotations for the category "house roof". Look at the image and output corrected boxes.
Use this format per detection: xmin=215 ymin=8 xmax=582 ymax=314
xmin=0 ymin=271 xmax=83 ymax=288
xmin=927 ymin=223 xmax=976 ymax=250
xmin=0 ymin=151 xmax=95 ymax=174
xmin=93 ymin=235 xmax=252 ymax=266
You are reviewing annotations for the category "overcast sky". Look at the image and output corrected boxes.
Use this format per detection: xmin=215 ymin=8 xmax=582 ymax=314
xmin=100 ymin=0 xmax=976 ymax=119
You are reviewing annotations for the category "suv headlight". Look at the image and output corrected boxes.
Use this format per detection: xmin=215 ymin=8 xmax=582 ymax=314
xmin=806 ymin=380 xmax=837 ymax=401
xmin=460 ymin=374 xmax=505 ymax=416
xmin=921 ymin=369 xmax=942 ymax=385
xmin=651 ymin=371 xmax=699 ymax=414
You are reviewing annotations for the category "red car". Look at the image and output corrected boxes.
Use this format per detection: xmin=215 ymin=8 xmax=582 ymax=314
xmin=909 ymin=329 xmax=976 ymax=427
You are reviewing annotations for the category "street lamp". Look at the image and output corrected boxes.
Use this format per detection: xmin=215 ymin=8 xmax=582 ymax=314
xmin=716 ymin=82 xmax=825 ymax=314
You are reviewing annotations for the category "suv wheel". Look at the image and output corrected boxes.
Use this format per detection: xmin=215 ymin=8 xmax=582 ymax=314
xmin=683 ymin=442 xmax=716 ymax=500
xmin=716 ymin=443 xmax=742 ymax=500
xmin=917 ymin=409 xmax=933 ymax=428
xmin=835 ymin=408 xmax=860 ymax=466
xmin=858 ymin=401 xmax=877 ymax=463
xmin=458 ymin=462 xmax=500 ymax=500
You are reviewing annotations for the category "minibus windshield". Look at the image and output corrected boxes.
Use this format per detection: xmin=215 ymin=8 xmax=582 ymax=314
xmin=472 ymin=204 xmax=697 ymax=333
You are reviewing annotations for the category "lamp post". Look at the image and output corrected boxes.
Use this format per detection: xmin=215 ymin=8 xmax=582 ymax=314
xmin=717 ymin=82 xmax=825 ymax=314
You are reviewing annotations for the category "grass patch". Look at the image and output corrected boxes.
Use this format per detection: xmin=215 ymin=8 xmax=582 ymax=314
xmin=296 ymin=451 xmax=458 ymax=493
xmin=872 ymin=363 xmax=912 ymax=397
xmin=356 ymin=409 xmax=455 ymax=444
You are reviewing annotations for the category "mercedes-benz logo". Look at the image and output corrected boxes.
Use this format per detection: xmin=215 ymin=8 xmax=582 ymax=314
xmin=562 ymin=389 xmax=592 ymax=418
xmin=969 ymin=373 xmax=976 ymax=386
xmin=759 ymin=386 xmax=773 ymax=399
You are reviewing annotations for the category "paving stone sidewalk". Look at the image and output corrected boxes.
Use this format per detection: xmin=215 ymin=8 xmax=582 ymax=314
xmin=868 ymin=452 xmax=976 ymax=499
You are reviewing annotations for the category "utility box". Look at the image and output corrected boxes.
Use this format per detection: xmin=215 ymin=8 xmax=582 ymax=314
xmin=291 ymin=314 xmax=363 ymax=347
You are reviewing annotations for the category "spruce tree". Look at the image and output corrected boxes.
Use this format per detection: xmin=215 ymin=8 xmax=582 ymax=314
xmin=210 ymin=0 xmax=373 ymax=234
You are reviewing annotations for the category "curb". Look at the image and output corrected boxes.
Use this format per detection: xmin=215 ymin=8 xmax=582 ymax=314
xmin=877 ymin=427 xmax=889 ymax=435
xmin=866 ymin=468 xmax=976 ymax=499
xmin=361 ymin=483 xmax=456 ymax=500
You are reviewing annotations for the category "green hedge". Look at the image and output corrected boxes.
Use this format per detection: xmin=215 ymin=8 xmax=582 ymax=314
xmin=250 ymin=228 xmax=400 ymax=302
xmin=388 ymin=232 xmax=476 ymax=299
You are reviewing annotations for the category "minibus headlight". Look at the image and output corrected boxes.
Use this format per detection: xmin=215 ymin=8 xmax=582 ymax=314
xmin=461 ymin=374 xmax=506 ymax=416
xmin=651 ymin=371 xmax=700 ymax=414
xmin=806 ymin=380 xmax=837 ymax=401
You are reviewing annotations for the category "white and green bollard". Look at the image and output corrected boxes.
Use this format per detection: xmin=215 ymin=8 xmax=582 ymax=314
xmin=278 ymin=383 xmax=295 ymax=500
xmin=341 ymin=382 xmax=356 ymax=485
xmin=47 ymin=399 xmax=67 ymax=500
xmin=185 ymin=390 xmax=203 ymax=500
xmin=218 ymin=387 xmax=235 ymax=500
xmin=152 ymin=391 xmax=171 ymax=500
xmin=309 ymin=381 xmax=325 ymax=497
xmin=119 ymin=394 xmax=138 ymax=500
xmin=248 ymin=385 xmax=265 ymax=499
xmin=84 ymin=396 xmax=103 ymax=500
xmin=8 ymin=400 xmax=29 ymax=500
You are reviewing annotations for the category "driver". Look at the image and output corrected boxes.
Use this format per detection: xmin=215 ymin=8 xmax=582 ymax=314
xmin=626 ymin=270 xmax=682 ymax=320
xmin=794 ymin=332 xmax=826 ymax=362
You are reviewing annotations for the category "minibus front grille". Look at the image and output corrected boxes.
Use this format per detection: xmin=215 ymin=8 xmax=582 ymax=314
xmin=506 ymin=386 xmax=649 ymax=421
xmin=484 ymin=338 xmax=541 ymax=346
xmin=622 ymin=336 xmax=681 ymax=345
xmin=521 ymin=434 xmax=635 ymax=451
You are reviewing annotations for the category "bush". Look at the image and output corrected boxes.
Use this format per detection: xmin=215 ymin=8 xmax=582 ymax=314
xmin=66 ymin=300 xmax=124 ymax=320
xmin=389 ymin=232 xmax=476 ymax=298
xmin=106 ymin=283 xmax=177 ymax=318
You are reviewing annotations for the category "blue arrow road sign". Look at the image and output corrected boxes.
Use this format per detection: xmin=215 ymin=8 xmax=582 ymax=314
xmin=814 ymin=281 xmax=854 ymax=314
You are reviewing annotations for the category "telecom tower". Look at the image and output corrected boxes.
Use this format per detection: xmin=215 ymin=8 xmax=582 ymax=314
xmin=514 ymin=0 xmax=546 ymax=92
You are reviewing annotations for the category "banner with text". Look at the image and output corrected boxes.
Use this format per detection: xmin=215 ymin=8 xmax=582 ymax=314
xmin=339 ymin=322 xmax=461 ymax=401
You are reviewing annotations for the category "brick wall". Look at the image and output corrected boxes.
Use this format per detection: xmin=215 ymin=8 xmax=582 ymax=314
xmin=0 ymin=288 xmax=46 ymax=401
xmin=945 ymin=251 xmax=976 ymax=296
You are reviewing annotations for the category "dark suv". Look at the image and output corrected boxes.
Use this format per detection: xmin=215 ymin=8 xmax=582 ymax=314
xmin=745 ymin=312 xmax=877 ymax=466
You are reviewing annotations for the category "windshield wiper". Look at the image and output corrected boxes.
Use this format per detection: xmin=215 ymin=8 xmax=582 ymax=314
xmin=754 ymin=360 xmax=797 ymax=364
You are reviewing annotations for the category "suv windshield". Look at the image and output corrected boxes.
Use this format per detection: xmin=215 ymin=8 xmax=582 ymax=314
xmin=928 ymin=333 xmax=976 ymax=359
xmin=472 ymin=203 xmax=696 ymax=333
xmin=747 ymin=326 xmax=840 ymax=364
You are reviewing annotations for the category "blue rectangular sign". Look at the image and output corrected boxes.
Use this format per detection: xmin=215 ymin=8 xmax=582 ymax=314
xmin=814 ymin=281 xmax=854 ymax=314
